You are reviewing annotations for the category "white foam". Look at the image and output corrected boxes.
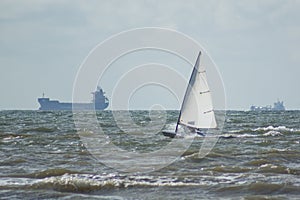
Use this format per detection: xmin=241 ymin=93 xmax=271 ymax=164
xmin=263 ymin=131 xmax=283 ymax=136
xmin=254 ymin=126 xmax=293 ymax=132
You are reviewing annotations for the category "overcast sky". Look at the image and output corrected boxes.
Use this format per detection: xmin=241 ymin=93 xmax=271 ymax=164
xmin=1 ymin=0 xmax=299 ymax=110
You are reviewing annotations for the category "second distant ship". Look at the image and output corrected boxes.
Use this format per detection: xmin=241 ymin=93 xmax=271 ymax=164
xmin=250 ymin=100 xmax=285 ymax=111
xmin=38 ymin=87 xmax=109 ymax=111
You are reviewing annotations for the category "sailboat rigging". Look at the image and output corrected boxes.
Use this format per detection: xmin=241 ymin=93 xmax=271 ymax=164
xmin=162 ymin=51 xmax=217 ymax=138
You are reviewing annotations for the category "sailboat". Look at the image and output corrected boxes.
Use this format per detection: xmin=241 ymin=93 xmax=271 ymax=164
xmin=162 ymin=51 xmax=217 ymax=138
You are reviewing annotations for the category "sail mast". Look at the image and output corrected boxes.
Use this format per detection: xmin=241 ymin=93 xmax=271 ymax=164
xmin=175 ymin=51 xmax=201 ymax=133
xmin=175 ymin=110 xmax=181 ymax=132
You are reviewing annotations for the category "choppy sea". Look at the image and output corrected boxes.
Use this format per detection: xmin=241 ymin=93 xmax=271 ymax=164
xmin=0 ymin=110 xmax=299 ymax=199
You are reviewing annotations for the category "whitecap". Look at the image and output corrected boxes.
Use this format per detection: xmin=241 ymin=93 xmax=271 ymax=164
xmin=263 ymin=131 xmax=283 ymax=137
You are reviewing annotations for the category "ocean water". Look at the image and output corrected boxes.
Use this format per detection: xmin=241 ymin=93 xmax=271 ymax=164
xmin=0 ymin=110 xmax=299 ymax=199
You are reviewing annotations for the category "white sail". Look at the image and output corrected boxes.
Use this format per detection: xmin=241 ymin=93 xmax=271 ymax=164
xmin=178 ymin=52 xmax=217 ymax=129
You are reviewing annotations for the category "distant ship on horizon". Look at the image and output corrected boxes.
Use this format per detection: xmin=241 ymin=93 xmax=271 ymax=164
xmin=250 ymin=100 xmax=285 ymax=111
xmin=38 ymin=87 xmax=109 ymax=111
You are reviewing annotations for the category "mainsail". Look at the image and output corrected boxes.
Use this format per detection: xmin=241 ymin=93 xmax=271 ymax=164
xmin=176 ymin=51 xmax=217 ymax=131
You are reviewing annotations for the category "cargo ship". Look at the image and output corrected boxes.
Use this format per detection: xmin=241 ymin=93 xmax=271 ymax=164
xmin=250 ymin=100 xmax=285 ymax=111
xmin=38 ymin=87 xmax=109 ymax=111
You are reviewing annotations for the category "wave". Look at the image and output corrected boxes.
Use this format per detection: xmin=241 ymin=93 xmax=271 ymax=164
xmin=20 ymin=127 xmax=58 ymax=133
xmin=1 ymin=171 xmax=300 ymax=195
xmin=257 ymin=163 xmax=299 ymax=175
xmin=262 ymin=130 xmax=283 ymax=136
xmin=30 ymin=174 xmax=204 ymax=193
xmin=224 ymin=125 xmax=300 ymax=138
xmin=216 ymin=182 xmax=300 ymax=195
xmin=182 ymin=132 xmax=282 ymax=139
xmin=1 ymin=172 xmax=208 ymax=193
xmin=253 ymin=125 xmax=298 ymax=133
xmin=3 ymin=169 xmax=82 ymax=179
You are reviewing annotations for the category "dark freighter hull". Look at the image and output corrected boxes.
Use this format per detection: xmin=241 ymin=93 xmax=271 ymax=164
xmin=38 ymin=101 xmax=109 ymax=111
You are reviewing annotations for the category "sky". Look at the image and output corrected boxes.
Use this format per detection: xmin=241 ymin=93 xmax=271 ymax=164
xmin=0 ymin=0 xmax=300 ymax=110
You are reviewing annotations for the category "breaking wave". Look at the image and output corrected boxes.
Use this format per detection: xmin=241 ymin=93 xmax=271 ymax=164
xmin=253 ymin=126 xmax=298 ymax=133
xmin=30 ymin=174 xmax=203 ymax=192
xmin=224 ymin=125 xmax=300 ymax=138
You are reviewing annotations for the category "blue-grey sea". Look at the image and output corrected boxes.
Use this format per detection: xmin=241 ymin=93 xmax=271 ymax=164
xmin=0 ymin=110 xmax=299 ymax=199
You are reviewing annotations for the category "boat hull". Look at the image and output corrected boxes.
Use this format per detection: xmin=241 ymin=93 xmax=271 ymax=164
xmin=162 ymin=130 xmax=177 ymax=138
xmin=162 ymin=128 xmax=206 ymax=138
